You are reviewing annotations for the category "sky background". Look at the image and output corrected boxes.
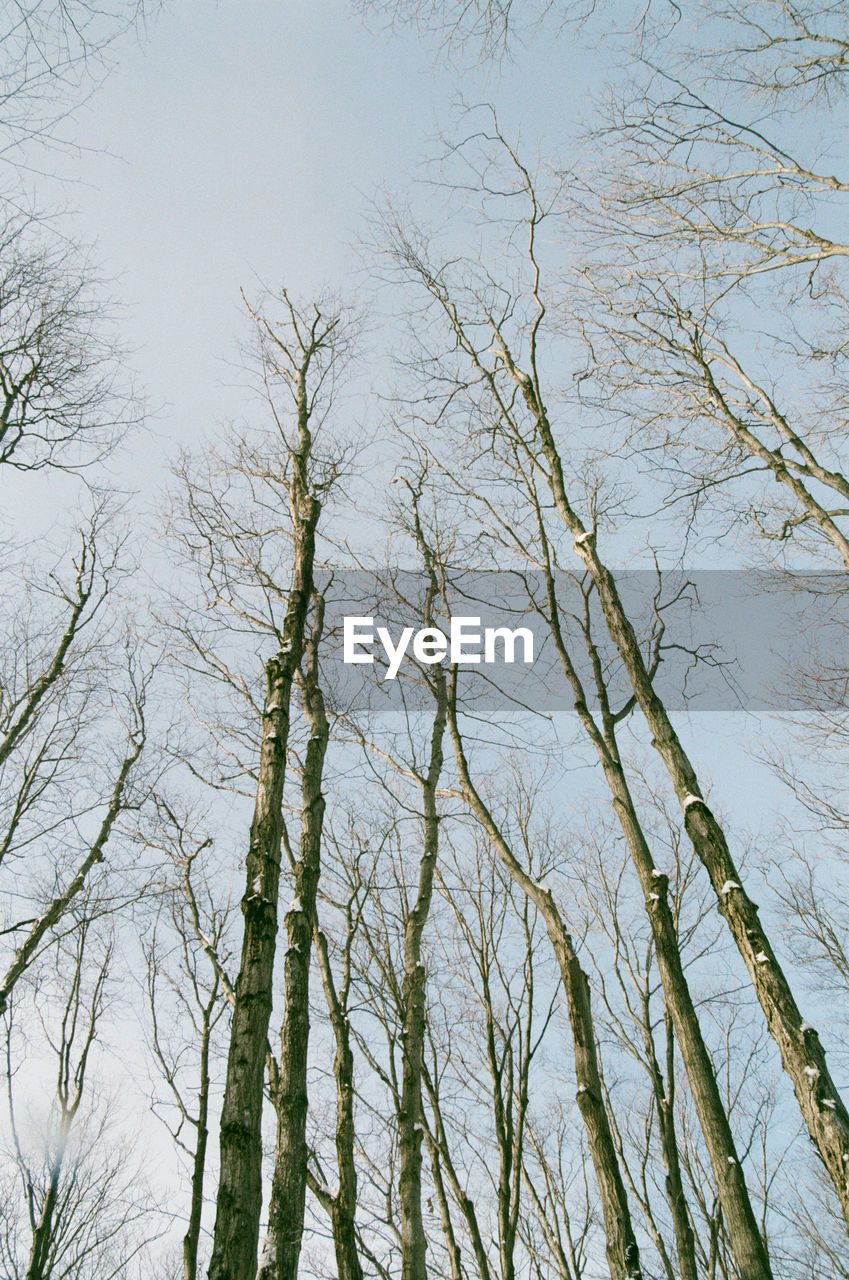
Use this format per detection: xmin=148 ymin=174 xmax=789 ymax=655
xmin=14 ymin=1 xmax=593 ymax=496
xmin=3 ymin=9 xmax=840 ymax=1271
xmin=5 ymin=0 xmax=798 ymax=823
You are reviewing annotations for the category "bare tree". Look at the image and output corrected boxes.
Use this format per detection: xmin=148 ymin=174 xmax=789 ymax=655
xmin=305 ymin=824 xmax=369 ymax=1280
xmin=1 ymin=906 xmax=160 ymax=1280
xmin=165 ymin=287 xmax=354 ymax=1280
xmin=0 ymin=0 xmax=163 ymax=157
xmin=258 ymin=588 xmax=333 ymax=1280
xmin=140 ymin=800 xmax=235 ymax=1280
xmin=376 ymin=121 xmax=849 ymax=1233
xmin=0 ymin=523 xmax=152 ymax=1017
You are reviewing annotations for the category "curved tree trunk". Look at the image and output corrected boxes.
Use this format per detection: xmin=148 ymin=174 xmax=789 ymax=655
xmin=448 ymin=701 xmax=644 ymax=1280
xmin=513 ymin=363 xmax=849 ymax=1235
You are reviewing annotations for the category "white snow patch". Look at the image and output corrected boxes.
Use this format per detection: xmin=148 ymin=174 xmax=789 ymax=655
xmin=727 ymin=1157 xmax=736 ymax=1164
xmin=755 ymin=952 xmax=769 ymax=964
xmin=801 ymin=1023 xmax=815 ymax=1033
xmin=823 ymin=1099 xmax=837 ymax=1110
xmin=649 ymin=893 xmax=660 ymax=902
xmin=804 ymin=1067 xmax=820 ymax=1079
xmin=651 ymin=869 xmax=664 ymax=879
xmin=574 ymin=530 xmax=593 ymax=546
xmin=682 ymin=793 xmax=704 ymax=811
xmin=720 ymin=881 xmax=741 ymax=894
xmin=288 ymin=897 xmax=303 ymax=914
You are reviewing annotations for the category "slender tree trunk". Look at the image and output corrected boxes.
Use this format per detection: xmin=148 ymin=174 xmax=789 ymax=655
xmin=425 ymin=1134 xmax=463 ymax=1280
xmin=312 ymin=897 xmax=363 ymax=1280
xmin=257 ymin=595 xmax=330 ymax=1280
xmin=540 ymin=570 xmax=770 ymax=1274
xmin=209 ymin=516 xmax=319 ymax=1280
xmin=648 ymin=1014 xmax=698 ymax=1280
xmin=184 ymin=992 xmax=215 ymax=1280
xmin=25 ymin=1156 xmax=63 ymax=1280
xmin=422 ymin=1058 xmax=494 ymax=1280
xmin=448 ymin=703 xmax=643 ymax=1280
xmin=587 ymin=711 xmax=770 ymax=1276
xmin=515 ymin=368 xmax=849 ymax=1233
xmin=207 ymin=643 xmax=301 ymax=1280
xmin=0 ymin=733 xmax=144 ymax=1018
xmin=328 ymin=1019 xmax=363 ymax=1280
xmin=398 ymin=681 xmax=447 ymax=1280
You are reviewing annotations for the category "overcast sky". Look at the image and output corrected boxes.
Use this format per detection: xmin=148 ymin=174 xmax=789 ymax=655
xmin=5 ymin=1 xmax=803 ymax=817
xmin=13 ymin=1 xmax=594 ymax=497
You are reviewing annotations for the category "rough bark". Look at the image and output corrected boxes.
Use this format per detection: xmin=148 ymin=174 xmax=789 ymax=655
xmin=398 ymin=677 xmax=447 ymax=1280
xmin=531 ymin=485 xmax=772 ymax=1275
xmin=257 ymin=596 xmax=330 ymax=1280
xmin=209 ymin=469 xmax=321 ymax=1280
xmin=448 ymin=701 xmax=643 ymax=1280
xmin=516 ymin=367 xmax=849 ymax=1233
xmin=206 ymin=641 xmax=303 ymax=1280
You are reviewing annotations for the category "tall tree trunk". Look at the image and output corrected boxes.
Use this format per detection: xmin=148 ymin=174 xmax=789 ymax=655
xmin=25 ymin=1155 xmax=63 ymax=1280
xmin=327 ymin=977 xmax=363 ymax=1280
xmin=421 ymin=1057 xmax=495 ymax=1280
xmin=545 ymin=586 xmax=772 ymax=1280
xmin=207 ymin=637 xmax=304 ymax=1280
xmin=648 ymin=1013 xmax=698 ymax=1280
xmin=398 ymin=679 xmax=447 ymax=1280
xmin=511 ymin=362 xmax=849 ymax=1233
xmin=448 ymin=702 xmax=643 ymax=1280
xmin=209 ymin=358 xmax=321 ymax=1280
xmin=258 ymin=596 xmax=330 ymax=1280
xmin=311 ymin=884 xmax=363 ymax=1280
xmin=183 ymin=987 xmax=215 ymax=1280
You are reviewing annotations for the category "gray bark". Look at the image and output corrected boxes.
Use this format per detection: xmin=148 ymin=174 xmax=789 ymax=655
xmin=448 ymin=702 xmax=643 ymax=1280
xmin=505 ymin=354 xmax=849 ymax=1235
xmin=208 ymin=309 xmax=326 ymax=1280
xmin=542 ymin=574 xmax=772 ymax=1280
xmin=257 ymin=595 xmax=330 ymax=1280
xmin=398 ymin=680 xmax=446 ymax=1280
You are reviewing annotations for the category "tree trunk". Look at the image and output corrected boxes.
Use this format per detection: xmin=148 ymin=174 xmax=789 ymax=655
xmin=25 ymin=1159 xmax=62 ymax=1280
xmin=207 ymin=299 xmax=328 ymax=1280
xmin=183 ymin=992 xmax=214 ymax=1280
xmin=399 ymin=682 xmax=447 ymax=1280
xmin=518 ymin=370 xmax=849 ymax=1234
xmin=448 ymin=705 xmax=643 ymax=1280
xmin=312 ymin=913 xmax=363 ymax=1280
xmin=209 ymin=530 xmax=319 ymax=1280
xmin=649 ymin=1015 xmax=698 ymax=1280
xmin=257 ymin=598 xmax=329 ymax=1280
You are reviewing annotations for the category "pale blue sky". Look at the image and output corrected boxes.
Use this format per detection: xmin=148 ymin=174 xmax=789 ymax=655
xmin=15 ymin=0 xmax=593 ymax=489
